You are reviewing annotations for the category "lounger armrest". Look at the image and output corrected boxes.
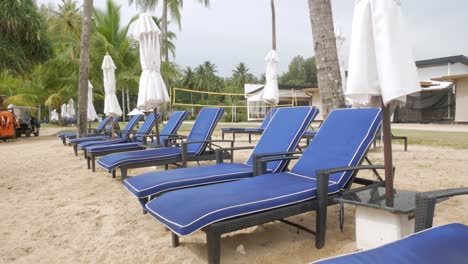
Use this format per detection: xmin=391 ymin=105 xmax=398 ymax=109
xmin=214 ymin=146 xmax=255 ymax=164
xmin=316 ymin=165 xmax=386 ymax=177
xmin=180 ymin=140 xmax=235 ymax=167
xmin=253 ymin=151 xmax=303 ymax=176
xmin=415 ymin=187 xmax=468 ymax=232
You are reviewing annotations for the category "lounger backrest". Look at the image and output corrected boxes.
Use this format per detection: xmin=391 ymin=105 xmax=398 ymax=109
xmin=290 ymin=108 xmax=382 ymax=188
xmin=159 ymin=111 xmax=188 ymax=141
xmin=259 ymin=108 xmax=279 ymax=129
xmin=104 ymin=116 xmax=121 ymax=133
xmin=97 ymin=117 xmax=110 ymax=130
xmin=120 ymin=114 xmax=143 ymax=138
xmin=186 ymin=108 xmax=225 ymax=156
xmin=245 ymin=107 xmax=319 ymax=172
xmin=135 ymin=113 xmax=157 ymax=142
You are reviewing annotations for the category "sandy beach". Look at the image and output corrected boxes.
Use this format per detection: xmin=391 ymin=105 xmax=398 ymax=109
xmin=1 ymin=127 xmax=467 ymax=264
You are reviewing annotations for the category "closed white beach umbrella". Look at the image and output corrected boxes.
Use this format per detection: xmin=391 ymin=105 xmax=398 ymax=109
xmin=87 ymin=81 xmax=99 ymax=121
xmin=61 ymin=103 xmax=68 ymax=118
xmin=260 ymin=50 xmax=279 ymax=105
xmin=345 ymin=0 xmax=421 ymax=197
xmin=50 ymin=109 xmax=59 ymax=121
xmin=102 ymin=53 xmax=122 ymax=137
xmin=133 ymin=13 xmax=169 ymax=110
xmin=67 ymin=98 xmax=75 ymax=118
xmin=133 ymin=13 xmax=170 ymax=145
xmin=102 ymin=54 xmax=122 ymax=117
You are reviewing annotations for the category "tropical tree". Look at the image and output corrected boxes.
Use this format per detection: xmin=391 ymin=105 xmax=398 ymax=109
xmin=77 ymin=0 xmax=94 ymax=136
xmin=180 ymin=67 xmax=197 ymax=89
xmin=280 ymin=55 xmax=317 ymax=86
xmin=232 ymin=62 xmax=254 ymax=92
xmin=307 ymin=0 xmax=345 ymax=118
xmin=0 ymin=0 xmax=53 ymax=74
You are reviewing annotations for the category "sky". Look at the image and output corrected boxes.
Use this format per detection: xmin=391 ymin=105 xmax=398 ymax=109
xmin=37 ymin=0 xmax=468 ymax=77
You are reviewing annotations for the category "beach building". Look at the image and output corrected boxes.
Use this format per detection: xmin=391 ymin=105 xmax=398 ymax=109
xmin=395 ymin=55 xmax=468 ymax=123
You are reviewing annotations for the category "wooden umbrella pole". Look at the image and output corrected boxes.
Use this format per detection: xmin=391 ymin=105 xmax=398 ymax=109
xmin=381 ymin=101 xmax=394 ymax=200
xmin=154 ymin=107 xmax=161 ymax=145
xmin=110 ymin=116 xmax=114 ymax=138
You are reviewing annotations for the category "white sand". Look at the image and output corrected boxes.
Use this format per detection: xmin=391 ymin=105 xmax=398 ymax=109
xmin=1 ymin=128 xmax=467 ymax=263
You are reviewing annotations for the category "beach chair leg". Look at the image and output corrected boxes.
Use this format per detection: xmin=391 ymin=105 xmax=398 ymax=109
xmin=112 ymin=170 xmax=116 ymax=178
xmin=248 ymin=133 xmax=252 ymax=143
xmin=62 ymin=137 xmax=66 ymax=145
xmin=73 ymin=145 xmax=78 ymax=156
xmin=87 ymin=157 xmax=91 ymax=169
xmin=404 ymin=137 xmax=408 ymax=151
xmin=233 ymin=132 xmax=235 ymax=142
xmin=121 ymin=168 xmax=128 ymax=180
xmin=83 ymin=150 xmax=87 ymax=158
xmin=207 ymin=231 xmax=221 ymax=264
xmin=221 ymin=132 xmax=224 ymax=140
xmin=92 ymin=157 xmax=96 ymax=172
xmin=171 ymin=232 xmax=179 ymax=247
xmin=138 ymin=198 xmax=148 ymax=214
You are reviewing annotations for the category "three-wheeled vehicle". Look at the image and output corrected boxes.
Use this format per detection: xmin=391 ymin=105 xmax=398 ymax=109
xmin=12 ymin=106 xmax=40 ymax=137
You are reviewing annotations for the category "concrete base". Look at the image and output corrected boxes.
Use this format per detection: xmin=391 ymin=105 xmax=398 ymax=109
xmin=355 ymin=206 xmax=414 ymax=250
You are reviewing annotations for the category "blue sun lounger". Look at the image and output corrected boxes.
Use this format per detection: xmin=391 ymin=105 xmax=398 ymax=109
xmin=124 ymin=106 xmax=319 ymax=211
xmin=313 ymin=188 xmax=468 ymax=264
xmin=221 ymin=108 xmax=278 ymax=143
xmin=145 ymin=108 xmax=383 ymax=264
xmin=69 ymin=114 xmax=142 ymax=156
xmin=85 ymin=111 xmax=188 ymax=172
xmin=97 ymin=108 xmax=225 ymax=180
xmin=57 ymin=117 xmax=110 ymax=145
xmin=66 ymin=116 xmax=120 ymax=147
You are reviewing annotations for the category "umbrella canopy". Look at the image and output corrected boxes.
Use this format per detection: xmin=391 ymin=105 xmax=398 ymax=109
xmin=128 ymin=108 xmax=144 ymax=116
xmin=61 ymin=103 xmax=68 ymax=118
xmin=346 ymin=0 xmax=420 ymax=107
xmin=133 ymin=13 xmax=170 ymax=111
xmin=345 ymin=0 xmax=421 ymax=198
xmin=260 ymin=50 xmax=279 ymax=105
xmin=67 ymin=98 xmax=75 ymax=118
xmin=102 ymin=54 xmax=122 ymax=117
xmin=87 ymin=81 xmax=99 ymax=121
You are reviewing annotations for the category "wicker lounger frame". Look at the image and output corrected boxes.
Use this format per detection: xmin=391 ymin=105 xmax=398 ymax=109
xmin=170 ymin=148 xmax=386 ymax=264
xmin=221 ymin=129 xmax=264 ymax=144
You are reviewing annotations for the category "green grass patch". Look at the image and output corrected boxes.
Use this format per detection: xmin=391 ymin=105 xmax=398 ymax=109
xmin=393 ymin=129 xmax=468 ymax=149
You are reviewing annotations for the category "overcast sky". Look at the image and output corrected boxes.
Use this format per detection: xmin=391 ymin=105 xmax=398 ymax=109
xmin=38 ymin=0 xmax=468 ymax=77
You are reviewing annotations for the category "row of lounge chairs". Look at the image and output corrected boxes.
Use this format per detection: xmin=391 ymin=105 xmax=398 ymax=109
xmin=57 ymin=107 xmax=466 ymax=263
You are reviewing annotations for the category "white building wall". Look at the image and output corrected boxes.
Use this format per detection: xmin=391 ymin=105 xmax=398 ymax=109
xmin=455 ymin=79 xmax=468 ymax=122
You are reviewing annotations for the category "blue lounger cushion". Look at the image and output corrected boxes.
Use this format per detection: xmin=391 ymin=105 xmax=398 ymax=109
xmin=69 ymin=135 xmax=109 ymax=144
xmin=312 ymin=223 xmax=468 ymax=264
xmin=86 ymin=142 xmax=142 ymax=153
xmin=97 ymin=108 xmax=223 ymax=171
xmin=78 ymin=137 xmax=128 ymax=149
xmin=145 ymin=108 xmax=382 ymax=236
xmin=97 ymin=147 xmax=182 ymax=171
xmin=146 ymin=172 xmax=339 ymax=235
xmin=125 ymin=163 xmax=254 ymax=198
xmin=124 ymin=107 xmax=319 ymax=199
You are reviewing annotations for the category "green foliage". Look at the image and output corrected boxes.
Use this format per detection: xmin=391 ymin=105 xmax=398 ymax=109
xmin=280 ymin=55 xmax=317 ymax=86
xmin=0 ymin=0 xmax=53 ymax=74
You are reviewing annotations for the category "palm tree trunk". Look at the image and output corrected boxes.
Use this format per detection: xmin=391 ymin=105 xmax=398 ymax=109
xmin=307 ymin=0 xmax=345 ymax=118
xmin=271 ymin=0 xmax=276 ymax=51
xmin=126 ymin=88 xmax=130 ymax=112
xmin=77 ymin=0 xmax=94 ymax=137
xmin=121 ymin=88 xmax=126 ymax=123
xmin=162 ymin=0 xmax=168 ymax=62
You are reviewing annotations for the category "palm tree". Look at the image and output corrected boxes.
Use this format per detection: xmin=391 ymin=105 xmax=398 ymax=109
xmin=180 ymin=67 xmax=196 ymax=89
xmin=91 ymin=0 xmax=140 ymax=122
xmin=307 ymin=0 xmax=345 ymax=118
xmin=129 ymin=0 xmax=210 ymax=61
xmin=77 ymin=0 xmax=94 ymax=136
xmin=0 ymin=0 xmax=53 ymax=74
xmin=232 ymin=62 xmax=254 ymax=91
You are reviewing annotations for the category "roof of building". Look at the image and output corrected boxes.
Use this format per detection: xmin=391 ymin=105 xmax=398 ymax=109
xmin=416 ymin=55 xmax=468 ymax=67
